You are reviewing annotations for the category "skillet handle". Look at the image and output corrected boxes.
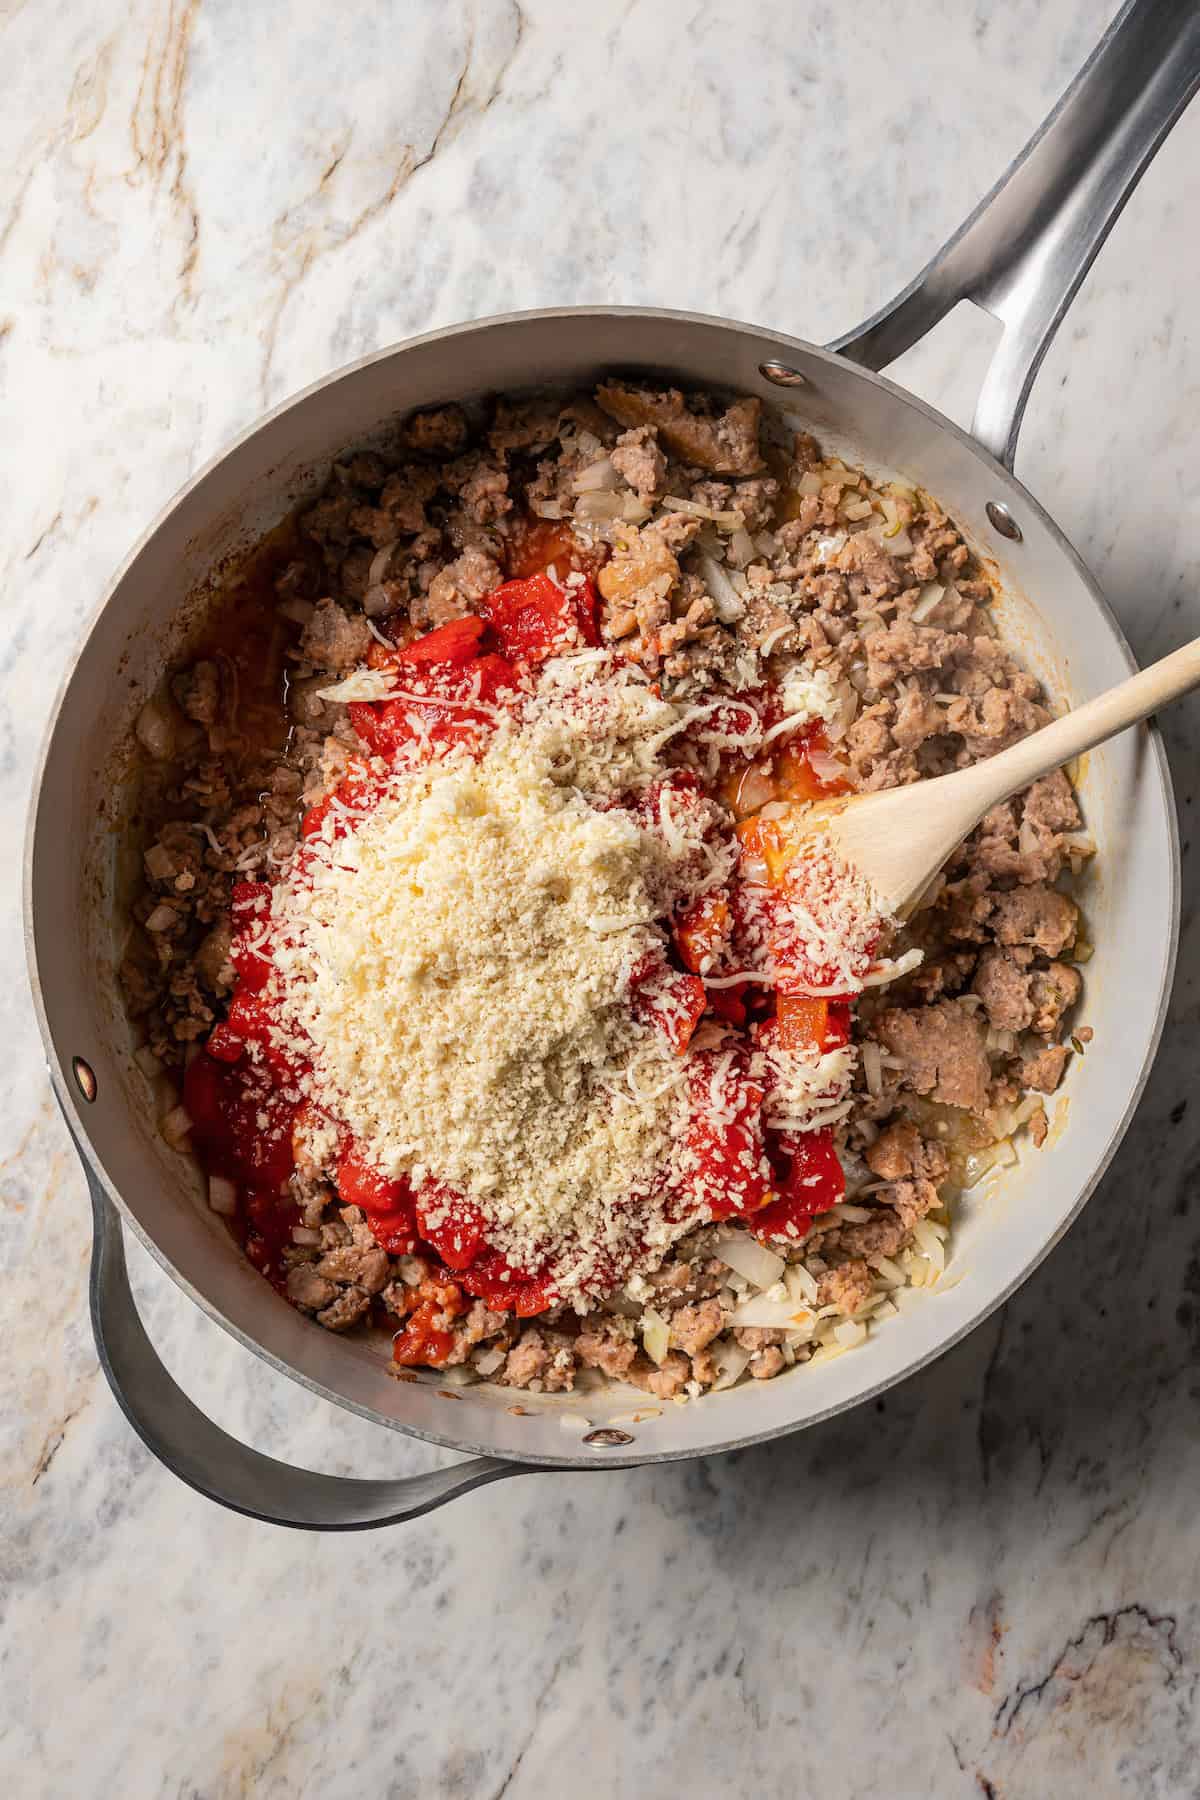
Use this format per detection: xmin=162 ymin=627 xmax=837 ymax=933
xmin=85 ymin=1169 xmax=533 ymax=1530
xmin=829 ymin=0 xmax=1200 ymax=468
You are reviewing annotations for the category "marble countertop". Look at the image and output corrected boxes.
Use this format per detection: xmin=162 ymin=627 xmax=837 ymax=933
xmin=4 ymin=1 xmax=1200 ymax=1793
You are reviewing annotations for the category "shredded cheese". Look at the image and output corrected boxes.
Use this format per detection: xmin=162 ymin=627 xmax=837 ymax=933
xmin=262 ymin=665 xmax=734 ymax=1307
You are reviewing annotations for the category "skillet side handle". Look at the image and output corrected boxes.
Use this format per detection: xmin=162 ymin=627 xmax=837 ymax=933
xmin=86 ymin=1171 xmax=534 ymax=1530
xmin=829 ymin=0 xmax=1200 ymax=468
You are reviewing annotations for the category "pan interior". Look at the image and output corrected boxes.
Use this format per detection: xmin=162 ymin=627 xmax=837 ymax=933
xmin=27 ymin=310 xmax=1178 ymax=1468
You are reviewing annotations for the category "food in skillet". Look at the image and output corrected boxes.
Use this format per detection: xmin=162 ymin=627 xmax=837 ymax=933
xmin=122 ymin=384 xmax=1092 ymax=1398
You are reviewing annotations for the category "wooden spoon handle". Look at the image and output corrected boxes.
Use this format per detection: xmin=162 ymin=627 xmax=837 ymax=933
xmin=966 ymin=634 xmax=1200 ymax=814
xmin=825 ymin=633 xmax=1199 ymax=920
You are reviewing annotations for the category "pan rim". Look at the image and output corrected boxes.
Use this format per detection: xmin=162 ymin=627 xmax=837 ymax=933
xmin=23 ymin=304 xmax=1182 ymax=1471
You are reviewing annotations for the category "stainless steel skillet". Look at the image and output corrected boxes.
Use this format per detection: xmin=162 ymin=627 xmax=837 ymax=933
xmin=24 ymin=0 xmax=1198 ymax=1526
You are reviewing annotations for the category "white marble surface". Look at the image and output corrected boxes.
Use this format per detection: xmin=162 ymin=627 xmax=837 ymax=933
xmin=4 ymin=1 xmax=1200 ymax=1793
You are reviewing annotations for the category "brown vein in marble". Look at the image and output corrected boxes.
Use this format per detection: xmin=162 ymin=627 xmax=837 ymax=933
xmin=30 ymin=1393 xmax=92 ymax=1488
xmin=128 ymin=0 xmax=201 ymax=299
xmin=257 ymin=0 xmax=527 ymax=404
xmin=67 ymin=33 xmax=118 ymax=143
xmin=0 ymin=162 xmax=37 ymax=264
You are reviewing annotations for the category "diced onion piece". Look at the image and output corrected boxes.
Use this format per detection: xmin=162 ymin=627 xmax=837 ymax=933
xmin=727 ymin=527 xmax=756 ymax=569
xmin=472 ymin=1346 xmax=507 ymax=1377
xmin=144 ymin=903 xmax=176 ymax=934
xmin=695 ymin=550 xmax=745 ymax=622
xmin=714 ymin=1231 xmax=785 ymax=1289
xmin=660 ymin=495 xmax=744 ymax=528
xmin=291 ymin=1225 xmax=322 ymax=1246
xmin=870 ymin=1254 xmax=907 ymax=1286
xmin=574 ymin=490 xmax=625 ymax=522
xmin=842 ymin=498 xmax=874 ymax=522
xmin=730 ymin=1295 xmax=814 ymax=1330
xmin=961 ymin=1145 xmax=1002 ymax=1188
xmin=641 ymin=1308 xmax=670 ymax=1367
xmin=861 ymin=1040 xmax=882 ymax=1097
xmin=711 ymin=1338 xmax=752 ymax=1391
xmin=796 ymin=471 xmax=823 ymax=497
xmin=572 ymin=456 xmax=619 ymax=493
xmin=135 ymin=697 xmax=179 ymax=761
xmin=438 ymin=1364 xmax=479 ymax=1387
xmin=557 ymin=1411 xmax=593 ymax=1430
xmin=143 ymin=843 xmax=176 ymax=881
xmin=833 ymin=1319 xmax=868 ymax=1349
xmin=316 ymin=669 xmax=398 ymax=703
xmin=910 ymin=582 xmax=945 ymax=623
xmin=532 ymin=499 xmax=565 ymax=520
xmin=867 ymin=523 xmax=914 ymax=557
xmin=784 ymin=1264 xmax=819 ymax=1307
xmin=160 ymin=1104 xmax=193 ymax=1149
xmin=207 ymin=1174 xmax=238 ymax=1216
xmin=912 ymin=1218 xmax=946 ymax=1273
xmin=361 ymin=585 xmax=394 ymax=619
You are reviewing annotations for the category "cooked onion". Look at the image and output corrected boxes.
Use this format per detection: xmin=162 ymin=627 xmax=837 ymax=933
xmin=695 ymin=550 xmax=746 ymax=622
xmin=572 ymin=456 xmax=619 ymax=493
xmin=727 ymin=527 xmax=756 ymax=569
xmin=159 ymin=1104 xmax=192 ymax=1149
xmin=730 ymin=1294 xmax=813 ymax=1330
xmin=207 ymin=1175 xmax=238 ymax=1216
xmin=784 ymin=1264 xmax=819 ymax=1307
xmin=143 ymin=843 xmax=175 ymax=881
xmin=361 ymin=584 xmax=396 ymax=619
xmin=714 ymin=1231 xmax=784 ymax=1288
xmin=438 ymin=1364 xmax=479 ymax=1387
xmin=573 ymin=490 xmax=625 ymax=522
xmin=641 ymin=1308 xmax=670 ymax=1367
xmin=135 ymin=698 xmax=178 ymax=761
xmin=711 ymin=1338 xmax=752 ymax=1391
xmin=661 ymin=495 xmax=743 ymax=528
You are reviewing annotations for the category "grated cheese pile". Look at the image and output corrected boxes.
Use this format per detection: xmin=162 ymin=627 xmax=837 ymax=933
xmin=264 ymin=657 xmax=749 ymax=1305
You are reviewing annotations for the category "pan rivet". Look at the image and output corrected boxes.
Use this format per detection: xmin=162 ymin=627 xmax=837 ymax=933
xmin=759 ymin=361 xmax=808 ymax=388
xmin=583 ymin=1428 xmax=635 ymax=1448
xmin=71 ymin=1057 xmax=97 ymax=1103
xmin=986 ymin=500 xmax=1022 ymax=542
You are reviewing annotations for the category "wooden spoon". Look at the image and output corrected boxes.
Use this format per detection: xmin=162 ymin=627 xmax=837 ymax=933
xmin=813 ymin=637 xmax=1200 ymax=918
